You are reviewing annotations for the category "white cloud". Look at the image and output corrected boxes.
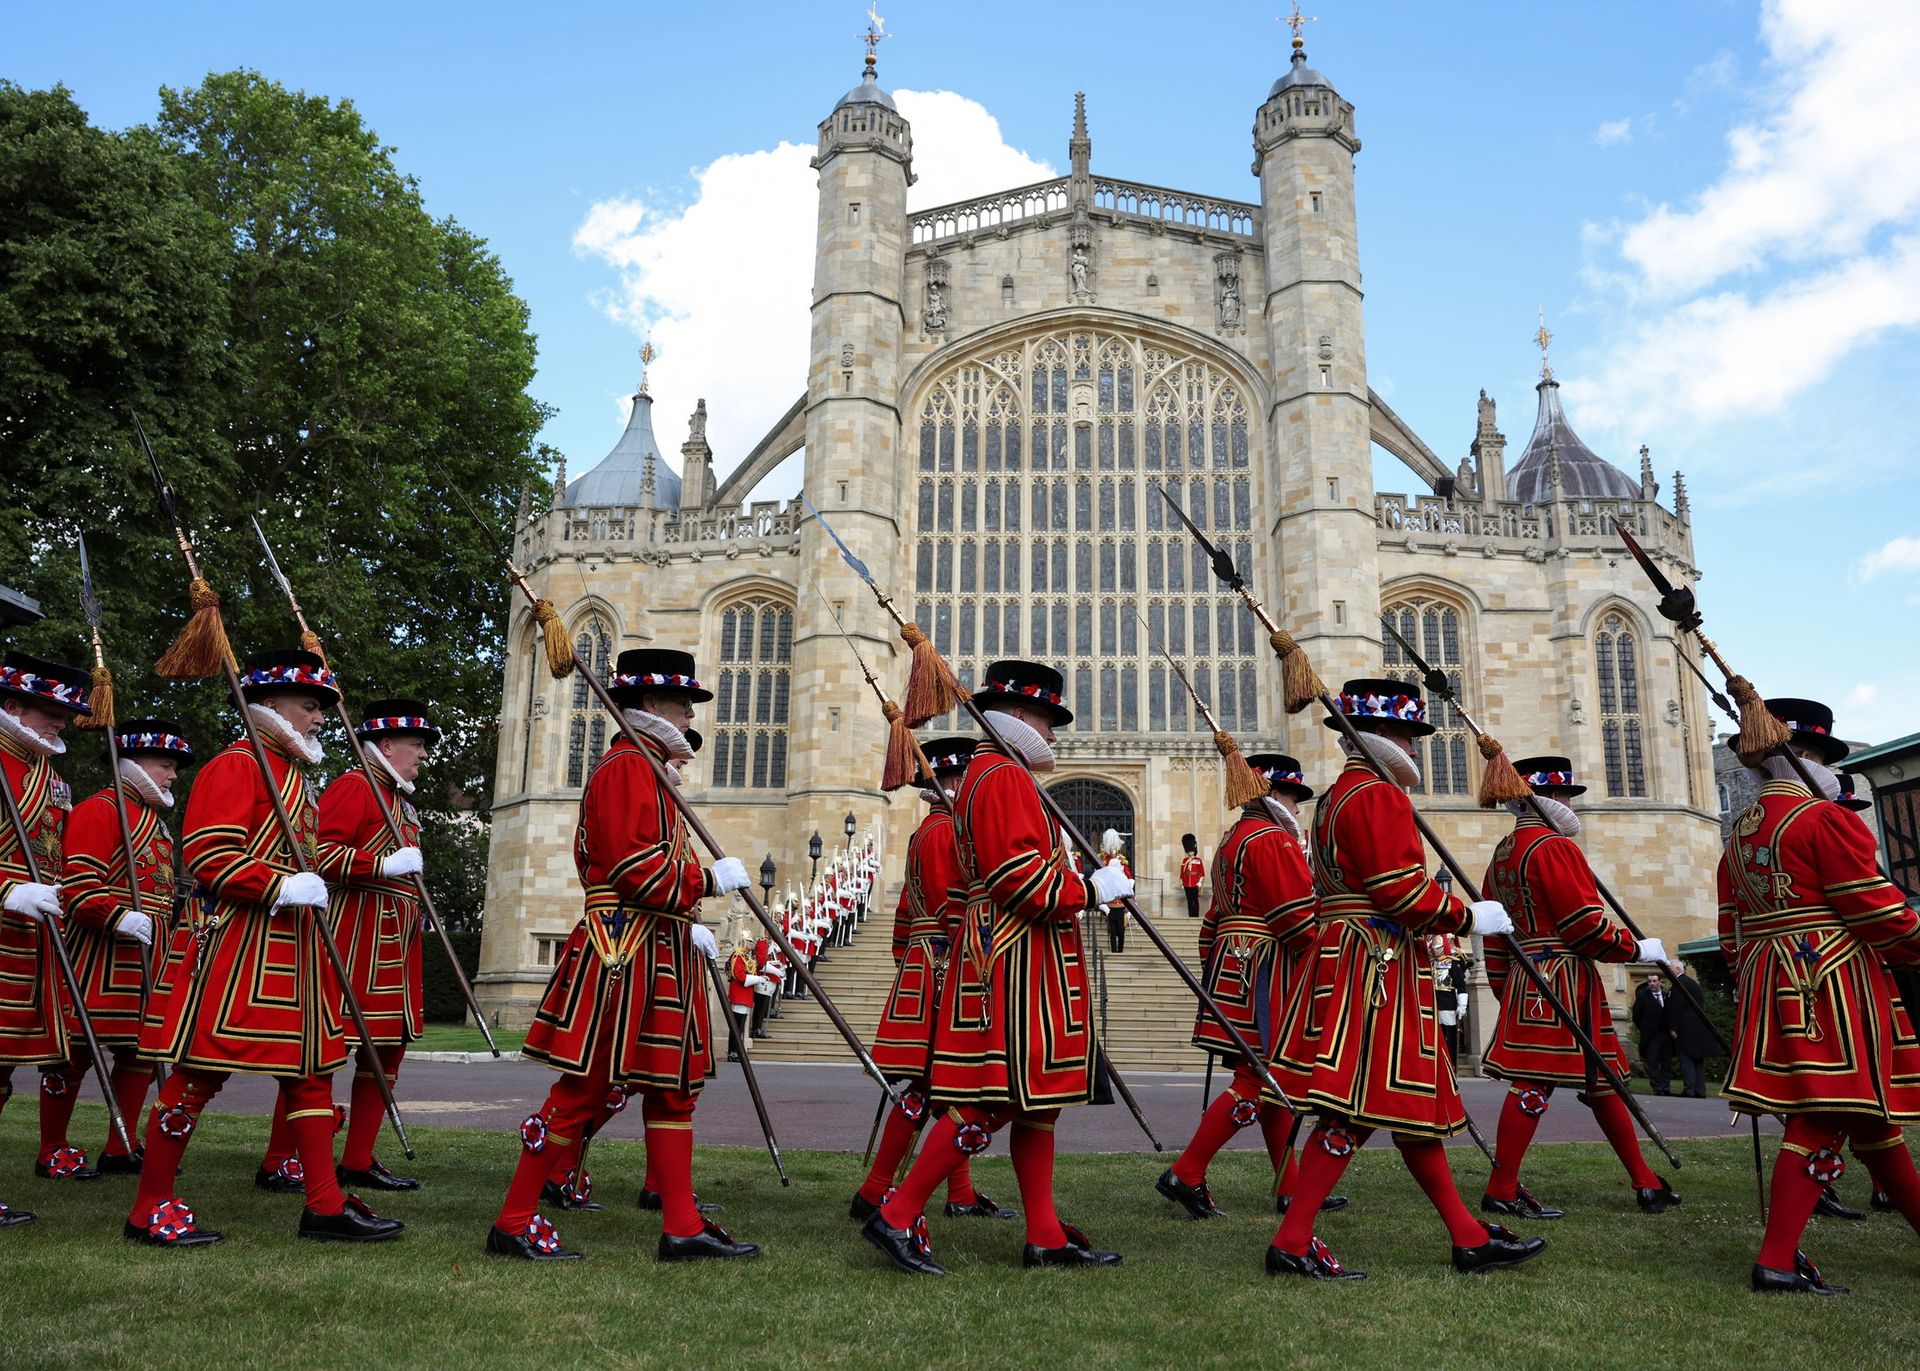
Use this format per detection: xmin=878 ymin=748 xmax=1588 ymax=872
xmin=1594 ymin=118 xmax=1633 ymax=147
xmin=571 ymin=89 xmax=1053 ymax=500
xmin=1576 ymin=1 xmax=1920 ymax=441
xmin=1855 ymin=534 xmax=1920 ymax=582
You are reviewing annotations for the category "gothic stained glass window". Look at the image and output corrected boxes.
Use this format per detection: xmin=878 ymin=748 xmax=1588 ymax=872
xmin=908 ymin=329 xmax=1263 ymax=736
xmin=1596 ymin=612 xmax=1649 ymax=797
xmin=1381 ymin=596 xmax=1471 ymax=797
xmin=712 ymin=597 xmax=794 ymax=790
xmin=565 ymin=618 xmax=612 ymax=787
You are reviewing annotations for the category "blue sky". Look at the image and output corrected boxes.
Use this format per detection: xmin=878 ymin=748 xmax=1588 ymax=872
xmin=13 ymin=1 xmax=1920 ymax=744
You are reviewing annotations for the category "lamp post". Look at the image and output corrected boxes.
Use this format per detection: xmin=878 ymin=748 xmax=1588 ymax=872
xmin=809 ymin=831 xmax=823 ymax=885
xmin=758 ymin=853 xmax=776 ymax=904
xmin=844 ymin=810 xmax=857 ymax=851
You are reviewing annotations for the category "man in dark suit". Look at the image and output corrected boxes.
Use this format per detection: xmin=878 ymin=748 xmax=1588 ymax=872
xmin=1632 ymin=971 xmax=1676 ymax=1095
xmin=1667 ymin=963 xmax=1716 ymax=1099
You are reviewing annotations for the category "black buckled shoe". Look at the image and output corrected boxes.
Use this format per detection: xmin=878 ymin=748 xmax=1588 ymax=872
xmin=1023 ymin=1235 xmax=1123 ymax=1268
xmin=1751 ymin=1250 xmax=1848 ymax=1295
xmin=860 ymin=1209 xmax=947 ymax=1276
xmin=1266 ymin=1236 xmax=1366 ymax=1281
xmin=849 ymin=1192 xmax=881 ymax=1222
xmin=298 ymin=1195 xmax=405 ymax=1243
xmin=542 ymin=1180 xmax=604 ymax=1213
xmin=0 ymin=1204 xmax=36 ymax=1229
xmin=1452 ymin=1221 xmax=1547 ymax=1273
xmin=96 ymin=1149 xmax=144 ymax=1177
xmin=486 ymin=1217 xmax=583 ymax=1261
xmin=1871 ymin=1189 xmax=1894 ymax=1213
xmin=945 ymin=1192 xmax=1018 ymax=1220
xmin=253 ymin=1163 xmax=305 ymax=1195
xmin=1813 ymin=1184 xmax=1864 ymax=1220
xmin=1276 ymin=1193 xmax=1350 ymax=1214
xmin=337 ymin=1159 xmax=420 ymax=1192
xmin=638 ymin=1187 xmax=722 ymax=1214
xmin=658 ymin=1219 xmax=760 ymax=1263
xmin=1481 ymin=1185 xmax=1564 ymax=1221
xmin=1634 ymin=1177 xmax=1683 ymax=1215
xmin=1155 ymin=1167 xmax=1226 ymax=1219
xmin=122 ymin=1197 xmax=221 ymax=1248
xmin=34 ymin=1146 xmax=100 ymax=1182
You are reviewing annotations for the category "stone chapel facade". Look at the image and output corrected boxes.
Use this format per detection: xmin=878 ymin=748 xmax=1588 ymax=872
xmin=474 ymin=42 xmax=1719 ymax=1027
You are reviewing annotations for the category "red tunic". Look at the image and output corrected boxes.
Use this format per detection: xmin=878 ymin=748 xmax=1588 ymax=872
xmin=1180 ymin=853 xmax=1205 ymax=890
xmin=727 ymin=950 xmax=758 ymax=1010
xmin=522 ymin=734 xmax=715 ymax=1092
xmin=872 ymin=805 xmax=962 ymax=1079
xmin=1268 ymin=757 xmax=1471 ymax=1136
xmin=140 ymin=737 xmax=368 ymax=1076
xmin=320 ymin=768 xmax=422 ymax=1046
xmin=61 ymin=786 xmax=175 ymax=1045
xmin=1193 ymin=807 xmax=1316 ymax=1061
xmin=932 ymin=744 xmax=1097 ymax=1110
xmin=1717 ymin=779 xmax=1920 ymax=1121
xmin=0 ymin=734 xmax=69 ymax=1065
xmin=1481 ymin=816 xmax=1637 ymax=1093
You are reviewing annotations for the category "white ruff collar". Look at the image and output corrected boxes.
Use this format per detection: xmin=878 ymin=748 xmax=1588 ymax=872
xmin=118 ymin=757 xmax=173 ymax=809
xmin=623 ymin=709 xmax=693 ymax=761
xmin=1752 ymin=754 xmax=1841 ymax=801
xmin=248 ymin=704 xmax=324 ymax=766
xmin=361 ymin=741 xmax=416 ymax=795
xmin=0 ymin=708 xmax=65 ymax=757
xmin=1508 ymin=796 xmax=1581 ymax=838
xmin=1259 ymin=797 xmax=1303 ymax=842
xmin=988 ymin=709 xmax=1055 ymax=771
xmin=1340 ymin=730 xmax=1421 ymax=788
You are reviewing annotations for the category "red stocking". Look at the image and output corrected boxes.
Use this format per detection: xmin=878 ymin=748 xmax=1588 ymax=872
xmin=1272 ymin=1119 xmax=1366 ymax=1253
xmin=130 ymin=1067 xmax=225 ymax=1226
xmin=1851 ymin=1123 xmax=1920 ymax=1235
xmin=1757 ymin=1114 xmax=1844 ymax=1271
xmin=1485 ymin=1083 xmax=1552 ymax=1202
xmin=340 ymin=1045 xmax=404 ymax=1172
xmin=36 ymin=1061 xmax=88 ymax=1162
xmin=493 ymin=1065 xmax=605 ymax=1235
xmin=1396 ymin=1134 xmax=1486 ymax=1246
xmin=859 ymin=1101 xmax=925 ymax=1204
xmin=1259 ymin=1106 xmax=1297 ymax=1198
xmin=1587 ymin=1089 xmax=1660 ymax=1189
xmin=642 ymin=1090 xmax=701 ymax=1238
xmin=1009 ymin=1111 xmax=1066 ymax=1248
xmin=259 ymin=1087 xmax=294 ymax=1174
xmin=880 ymin=1108 xmax=992 ymax=1229
xmin=102 ymin=1052 xmax=155 ymax=1158
xmin=282 ymin=1075 xmax=345 ymax=1216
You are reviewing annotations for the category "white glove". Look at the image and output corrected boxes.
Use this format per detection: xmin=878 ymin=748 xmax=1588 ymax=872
xmin=4 ymin=882 xmax=62 ymax=919
xmin=1089 ymin=860 xmax=1135 ymax=906
xmin=380 ymin=846 xmax=424 ymax=879
xmin=710 ymin=856 xmax=751 ymax=894
xmin=117 ymin=911 xmax=154 ymax=946
xmin=1634 ymin=937 xmax=1669 ymax=965
xmin=273 ymin=872 xmax=330 ymax=909
xmin=689 ymin=922 xmax=718 ymax=959
xmin=1469 ymin=900 xmax=1514 ymax=937
xmin=745 ymin=974 xmax=770 ymax=989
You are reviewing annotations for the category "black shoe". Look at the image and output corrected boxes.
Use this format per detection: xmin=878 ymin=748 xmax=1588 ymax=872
xmin=337 ymin=1159 xmax=420 ymax=1192
xmin=298 ymin=1195 xmax=405 ymax=1243
xmin=637 ymin=1188 xmax=722 ymax=1215
xmin=1871 ymin=1190 xmax=1894 ymax=1213
xmin=1452 ymin=1221 xmax=1547 ymax=1273
xmin=658 ymin=1219 xmax=760 ymax=1262
xmin=0 ymin=1206 xmax=36 ymax=1229
xmin=751 ymin=1031 xmax=770 ymax=1040
xmin=726 ymin=1051 xmax=741 ymax=1063
xmin=1023 ymin=1238 xmax=1122 ymax=1268
xmin=33 ymin=1146 xmax=100 ymax=1182
xmin=254 ymin=1164 xmax=305 ymax=1195
xmin=542 ymin=1180 xmax=604 ymax=1212
xmin=1275 ymin=1192 xmax=1350 ymax=1214
xmin=945 ymin=1193 xmax=1019 ymax=1220
xmin=1266 ymin=1237 xmax=1366 ymax=1281
xmin=96 ymin=1150 xmax=144 ymax=1177
xmin=1752 ymin=1250 xmax=1848 ymax=1295
xmin=1634 ymin=1177 xmax=1683 ymax=1215
xmin=849 ymin=1192 xmax=881 ymax=1223
xmin=1155 ymin=1167 xmax=1226 ymax=1219
xmin=121 ymin=1219 xmax=222 ymax=1247
xmin=1481 ymin=1187 xmax=1564 ymax=1221
xmin=860 ymin=1210 xmax=947 ymax=1276
xmin=485 ymin=1221 xmax=583 ymax=1261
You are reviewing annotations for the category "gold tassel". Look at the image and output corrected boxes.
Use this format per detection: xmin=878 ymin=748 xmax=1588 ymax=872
xmin=154 ymin=578 xmax=232 ymax=679
xmin=899 ymin=620 xmax=969 ymax=727
xmin=880 ymin=699 xmax=919 ymax=792
xmin=531 ymin=598 xmax=576 ymax=679
xmin=1270 ymin=628 xmax=1328 ymax=715
xmin=1475 ymin=733 xmax=1534 ymax=808
xmin=1215 ymin=731 xmax=1269 ymax=809
xmin=77 ymin=664 xmax=114 ymax=730
xmin=299 ymin=629 xmax=325 ymax=660
xmin=1730 ymin=675 xmax=1789 ymax=763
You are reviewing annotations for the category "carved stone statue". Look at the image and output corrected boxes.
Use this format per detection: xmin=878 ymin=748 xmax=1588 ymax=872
xmin=688 ymin=398 xmax=708 ymax=442
xmin=924 ymin=282 xmax=946 ymax=331
xmin=1070 ymin=249 xmax=1089 ymax=294
xmin=1219 ymin=281 xmax=1242 ymax=327
xmin=1455 ymin=456 xmax=1479 ymax=500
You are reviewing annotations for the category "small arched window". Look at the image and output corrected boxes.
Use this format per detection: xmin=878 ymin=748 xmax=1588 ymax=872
xmin=1381 ymin=595 xmax=1470 ymax=796
xmin=1596 ymin=611 xmax=1648 ymax=797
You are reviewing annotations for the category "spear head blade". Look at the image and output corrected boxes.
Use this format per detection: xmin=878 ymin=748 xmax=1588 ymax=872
xmin=1380 ymin=615 xmax=1451 ymax=699
xmin=1614 ymin=520 xmax=1702 ymax=630
xmin=76 ymin=530 xmax=103 ymax=627
xmin=1154 ymin=484 xmax=1243 ymax=590
xmin=799 ymin=491 xmax=873 ymax=585
xmin=250 ymin=515 xmax=294 ymax=598
xmin=131 ymin=412 xmax=182 ymax=530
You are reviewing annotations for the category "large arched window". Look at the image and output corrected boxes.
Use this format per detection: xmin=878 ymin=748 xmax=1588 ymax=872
xmin=712 ymin=596 xmax=793 ymax=790
xmin=1595 ymin=611 xmax=1647 ymax=797
xmin=1380 ymin=595 xmax=1471 ymax=796
xmin=565 ymin=616 xmax=612 ymax=788
xmin=910 ymin=328 xmax=1259 ymax=735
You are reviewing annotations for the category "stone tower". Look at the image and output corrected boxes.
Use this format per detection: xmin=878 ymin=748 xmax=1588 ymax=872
xmin=787 ymin=49 xmax=916 ymax=842
xmin=1252 ymin=35 xmax=1376 ymax=767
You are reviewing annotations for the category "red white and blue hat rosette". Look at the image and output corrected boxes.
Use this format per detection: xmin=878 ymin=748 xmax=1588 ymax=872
xmin=1324 ymin=677 xmax=1435 ymax=737
xmin=115 ymin=718 xmax=196 ymax=767
xmin=0 ymin=651 xmax=92 ymax=716
xmin=1509 ymin=754 xmax=1585 ymax=798
xmin=971 ymin=658 xmax=1073 ymax=726
xmin=355 ymin=698 xmax=441 ymax=746
xmin=237 ymin=648 xmax=340 ymax=704
xmin=608 ymin=648 xmax=714 ymax=705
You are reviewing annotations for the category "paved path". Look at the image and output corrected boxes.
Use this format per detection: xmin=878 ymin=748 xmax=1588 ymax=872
xmin=195 ymin=1055 xmax=1764 ymax=1155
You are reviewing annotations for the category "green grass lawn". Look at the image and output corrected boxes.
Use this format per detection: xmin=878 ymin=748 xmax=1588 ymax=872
xmin=409 ymin=1023 xmax=527 ymax=1055
xmin=3 ymin=1103 xmax=1917 ymax=1370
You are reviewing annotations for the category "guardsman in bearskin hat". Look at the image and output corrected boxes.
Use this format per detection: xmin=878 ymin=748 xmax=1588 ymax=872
xmin=0 ymin=650 xmax=92 ymax=1229
xmin=485 ymin=648 xmax=758 ymax=1263
xmin=1719 ymin=698 xmax=1920 ymax=1294
xmin=128 ymin=649 xmax=406 ymax=1247
xmin=862 ymin=661 xmax=1125 ymax=1276
xmin=1264 ymin=679 xmax=1544 ymax=1280
xmin=1158 ymin=755 xmax=1332 ymax=1220
xmin=1478 ymin=757 xmax=1679 ymax=1220
xmin=1179 ymin=833 xmax=1205 ymax=919
xmin=46 ymin=719 xmax=193 ymax=1181
xmin=320 ymin=700 xmax=435 ymax=1193
xmin=849 ymin=736 xmax=1015 ymax=1227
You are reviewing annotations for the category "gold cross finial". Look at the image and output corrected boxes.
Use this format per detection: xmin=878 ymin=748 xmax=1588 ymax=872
xmin=1533 ymin=310 xmax=1553 ymax=380
xmin=860 ymin=7 xmax=887 ymax=69
xmin=1282 ymin=2 xmax=1316 ymax=49
xmin=639 ymin=340 xmax=656 ymax=394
